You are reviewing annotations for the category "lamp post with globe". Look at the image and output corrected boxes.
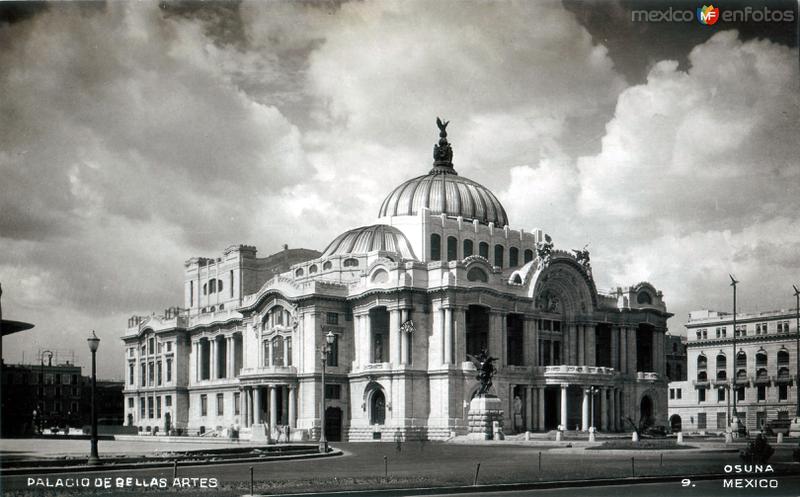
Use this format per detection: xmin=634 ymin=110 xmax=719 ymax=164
xmin=87 ymin=331 xmax=101 ymax=465
xmin=318 ymin=330 xmax=336 ymax=453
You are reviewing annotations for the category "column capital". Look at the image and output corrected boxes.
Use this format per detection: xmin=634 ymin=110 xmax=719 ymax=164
xmin=560 ymin=383 xmax=569 ymax=390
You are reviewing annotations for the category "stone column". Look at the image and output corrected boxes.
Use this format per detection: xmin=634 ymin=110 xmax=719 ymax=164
xmin=454 ymin=307 xmax=467 ymax=364
xmin=619 ymin=328 xmax=627 ymax=373
xmin=526 ymin=386 xmax=534 ymax=431
xmin=627 ymin=327 xmax=638 ymax=374
xmin=577 ymin=326 xmax=585 ymax=365
xmin=389 ymin=309 xmax=401 ymax=366
xmin=585 ymin=325 xmax=596 ymax=367
xmin=568 ymin=324 xmax=577 ymax=364
xmin=582 ymin=388 xmax=590 ymax=431
xmin=283 ymin=337 xmax=290 ymax=367
xmin=269 ymin=386 xmax=278 ymax=433
xmin=353 ymin=315 xmax=361 ymax=368
xmin=500 ymin=313 xmax=508 ymax=366
xmin=537 ymin=388 xmax=546 ymax=431
xmin=560 ymin=384 xmax=568 ymax=430
xmin=253 ymin=387 xmax=262 ymax=424
xmin=611 ymin=328 xmax=619 ymax=370
xmin=288 ymin=385 xmax=297 ymax=428
xmin=444 ymin=307 xmax=453 ymax=365
xmin=601 ymin=388 xmax=609 ymax=431
xmin=400 ymin=309 xmax=410 ymax=365
xmin=363 ymin=314 xmax=372 ymax=365
xmin=192 ymin=341 xmax=198 ymax=382
xmin=281 ymin=386 xmax=289 ymax=425
xmin=210 ymin=339 xmax=217 ymax=380
xmin=530 ymin=318 xmax=539 ymax=367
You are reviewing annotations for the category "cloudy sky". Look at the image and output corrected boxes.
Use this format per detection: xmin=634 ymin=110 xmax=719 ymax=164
xmin=1 ymin=0 xmax=797 ymax=379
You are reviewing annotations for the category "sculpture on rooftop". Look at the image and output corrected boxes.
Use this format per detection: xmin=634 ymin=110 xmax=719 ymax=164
xmin=433 ymin=117 xmax=453 ymax=165
xmin=536 ymin=234 xmax=554 ymax=268
xmin=572 ymin=244 xmax=592 ymax=277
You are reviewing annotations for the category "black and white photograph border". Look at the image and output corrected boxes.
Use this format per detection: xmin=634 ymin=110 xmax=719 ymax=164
xmin=0 ymin=0 xmax=798 ymax=496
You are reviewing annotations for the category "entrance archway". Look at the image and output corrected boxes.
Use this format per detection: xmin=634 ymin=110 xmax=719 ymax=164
xmin=640 ymin=395 xmax=654 ymax=429
xmin=370 ymin=390 xmax=386 ymax=425
xmin=669 ymin=414 xmax=682 ymax=433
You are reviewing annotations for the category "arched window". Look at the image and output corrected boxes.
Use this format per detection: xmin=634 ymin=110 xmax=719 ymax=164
xmin=637 ymin=292 xmax=652 ymax=305
xmin=467 ymin=267 xmax=488 ymax=282
xmin=509 ymin=247 xmax=519 ymax=267
xmin=524 ymin=249 xmax=534 ymax=264
xmin=697 ymin=355 xmax=707 ymax=369
xmin=343 ymin=258 xmax=359 ymax=268
xmin=756 ymin=367 xmax=768 ymax=381
xmin=447 ymin=236 xmax=458 ymax=262
xmin=370 ymin=269 xmax=389 ymax=283
xmin=715 ymin=354 xmax=726 ymax=370
xmin=494 ymin=245 xmax=504 ymax=267
xmin=736 ymin=351 xmax=747 ymax=368
xmin=463 ymin=239 xmax=474 ymax=257
xmin=430 ymin=234 xmax=441 ymax=261
xmin=479 ymin=242 xmax=489 ymax=259
xmin=756 ymin=352 xmax=767 ymax=367
xmin=203 ymin=283 xmax=207 ymax=295
xmin=295 ymin=268 xmax=304 ymax=277
xmin=370 ymin=389 xmax=386 ymax=425
xmin=309 ymin=264 xmax=318 ymax=274
xmin=777 ymin=350 xmax=790 ymax=364
xmin=323 ymin=261 xmax=332 ymax=270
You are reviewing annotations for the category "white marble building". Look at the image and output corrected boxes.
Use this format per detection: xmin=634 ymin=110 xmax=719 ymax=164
xmin=122 ymin=120 xmax=671 ymax=441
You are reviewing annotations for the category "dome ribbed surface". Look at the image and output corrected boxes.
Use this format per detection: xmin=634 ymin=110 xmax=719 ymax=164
xmin=378 ymin=173 xmax=509 ymax=227
xmin=322 ymin=224 xmax=417 ymax=260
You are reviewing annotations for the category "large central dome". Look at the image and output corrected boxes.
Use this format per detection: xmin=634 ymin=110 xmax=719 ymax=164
xmin=378 ymin=119 xmax=509 ymax=227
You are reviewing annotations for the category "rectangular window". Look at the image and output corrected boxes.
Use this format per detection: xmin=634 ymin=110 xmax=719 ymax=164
xmin=166 ymin=359 xmax=172 ymax=382
xmin=696 ymin=331 xmax=701 ymax=340
xmin=157 ymin=342 xmax=163 ymax=354
xmin=677 ymin=389 xmax=682 ymax=399
xmin=148 ymin=362 xmax=154 ymax=386
xmin=702 ymin=329 xmax=707 ymax=339
xmin=128 ymin=398 xmax=134 ymax=408
xmin=716 ymin=412 xmax=727 ymax=430
xmin=148 ymin=338 xmax=155 ymax=354
xmin=190 ymin=280 xmax=194 ymax=307
xmin=157 ymin=361 xmax=162 ymax=386
xmin=217 ymin=393 xmax=224 ymax=416
xmin=129 ymin=364 xmax=135 ymax=385
xmin=230 ymin=270 xmax=234 ymax=298
xmin=148 ymin=397 xmax=154 ymax=418
xmin=326 ymin=312 xmax=339 ymax=325
xmin=698 ymin=389 xmax=706 ymax=402
xmin=200 ymin=394 xmax=208 ymax=416
xmin=234 ymin=393 xmax=240 ymax=415
xmin=757 ymin=385 xmax=766 ymax=401
xmin=553 ymin=341 xmax=561 ymax=365
xmin=286 ymin=338 xmax=292 ymax=366
xmin=166 ymin=341 xmax=172 ymax=352
xmin=779 ymin=384 xmax=788 ymax=401
xmin=156 ymin=396 xmax=162 ymax=418
xmin=717 ymin=388 xmax=725 ymax=402
xmin=141 ymin=363 xmax=146 ymax=386
xmin=165 ymin=395 xmax=172 ymax=407
xmin=325 ymin=384 xmax=341 ymax=399
xmin=669 ymin=389 xmax=675 ymax=399
xmin=140 ymin=397 xmax=145 ymax=417
xmin=697 ymin=412 xmax=706 ymax=429
xmin=737 ymin=387 xmax=745 ymax=401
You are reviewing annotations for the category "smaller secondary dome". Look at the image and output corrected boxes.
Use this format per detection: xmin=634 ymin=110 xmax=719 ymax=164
xmin=322 ymin=224 xmax=417 ymax=260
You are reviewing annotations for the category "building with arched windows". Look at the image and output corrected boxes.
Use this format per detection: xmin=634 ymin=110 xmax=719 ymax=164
xmin=668 ymin=309 xmax=798 ymax=435
xmin=122 ymin=121 xmax=672 ymax=441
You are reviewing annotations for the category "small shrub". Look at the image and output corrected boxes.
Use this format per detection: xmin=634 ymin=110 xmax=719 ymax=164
xmin=739 ymin=434 xmax=775 ymax=464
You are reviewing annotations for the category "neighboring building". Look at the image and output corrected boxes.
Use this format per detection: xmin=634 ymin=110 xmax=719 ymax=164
xmin=668 ymin=309 xmax=798 ymax=434
xmin=96 ymin=380 xmax=124 ymax=425
xmin=665 ymin=334 xmax=687 ymax=382
xmin=122 ymin=121 xmax=672 ymax=441
xmin=1 ymin=360 xmax=83 ymax=436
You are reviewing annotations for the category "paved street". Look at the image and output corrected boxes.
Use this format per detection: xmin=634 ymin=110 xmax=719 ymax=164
xmin=3 ymin=441 xmax=800 ymax=495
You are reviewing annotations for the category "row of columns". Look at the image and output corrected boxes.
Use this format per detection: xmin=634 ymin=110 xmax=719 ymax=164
xmin=353 ymin=308 xmax=413 ymax=367
xmin=193 ymin=336 xmax=242 ymax=381
xmin=263 ymin=336 xmax=291 ymax=367
xmin=240 ymin=384 xmax=297 ymax=431
xmin=566 ymin=384 xmax=622 ymax=432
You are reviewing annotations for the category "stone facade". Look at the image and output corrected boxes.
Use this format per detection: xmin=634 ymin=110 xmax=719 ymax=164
xmin=668 ymin=308 xmax=798 ymax=434
xmin=122 ymin=122 xmax=672 ymax=441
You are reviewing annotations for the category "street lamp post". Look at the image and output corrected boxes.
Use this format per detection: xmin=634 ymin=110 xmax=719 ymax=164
xmin=87 ymin=331 xmax=101 ymax=465
xmin=729 ymin=275 xmax=742 ymax=437
xmin=38 ymin=350 xmax=53 ymax=434
xmin=318 ymin=330 xmax=336 ymax=454
xmin=790 ymin=285 xmax=800 ymax=437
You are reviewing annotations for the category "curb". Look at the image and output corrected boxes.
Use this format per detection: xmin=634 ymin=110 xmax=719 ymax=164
xmin=246 ymin=470 xmax=799 ymax=497
xmin=0 ymin=449 xmax=343 ymax=476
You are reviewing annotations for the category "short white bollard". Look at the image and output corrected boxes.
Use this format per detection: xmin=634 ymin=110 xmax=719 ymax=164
xmin=588 ymin=427 xmax=596 ymax=442
xmin=631 ymin=431 xmax=639 ymax=442
xmin=555 ymin=430 xmax=562 ymax=442
xmin=525 ymin=431 xmax=531 ymax=441
xmin=677 ymin=432 xmax=684 ymax=444
xmin=777 ymin=433 xmax=784 ymax=444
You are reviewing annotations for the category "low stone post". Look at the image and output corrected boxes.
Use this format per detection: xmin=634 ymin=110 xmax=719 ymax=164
xmin=677 ymin=432 xmax=684 ymax=444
